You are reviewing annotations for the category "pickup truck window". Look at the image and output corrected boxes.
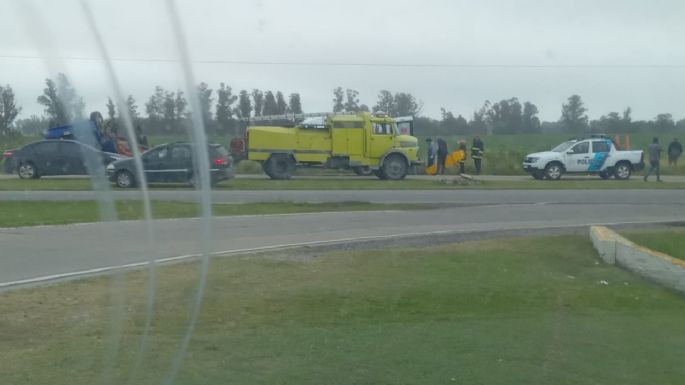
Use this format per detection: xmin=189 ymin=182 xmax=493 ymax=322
xmin=592 ymin=141 xmax=611 ymax=153
xmin=551 ymin=141 xmax=574 ymax=152
xmin=570 ymin=142 xmax=589 ymax=154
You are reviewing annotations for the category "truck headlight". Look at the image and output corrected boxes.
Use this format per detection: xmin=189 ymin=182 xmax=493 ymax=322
xmin=525 ymin=157 xmax=539 ymax=163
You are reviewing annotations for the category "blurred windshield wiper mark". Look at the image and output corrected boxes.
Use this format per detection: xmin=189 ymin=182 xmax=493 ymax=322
xmin=161 ymin=1 xmax=215 ymax=384
xmin=79 ymin=2 xmax=161 ymax=385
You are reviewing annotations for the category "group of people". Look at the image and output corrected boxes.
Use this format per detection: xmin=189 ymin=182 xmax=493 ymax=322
xmin=425 ymin=136 xmax=484 ymax=175
xmin=644 ymin=137 xmax=682 ymax=182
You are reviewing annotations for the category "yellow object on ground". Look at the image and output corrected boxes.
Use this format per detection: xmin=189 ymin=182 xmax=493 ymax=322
xmin=445 ymin=150 xmax=465 ymax=168
xmin=425 ymin=163 xmax=438 ymax=175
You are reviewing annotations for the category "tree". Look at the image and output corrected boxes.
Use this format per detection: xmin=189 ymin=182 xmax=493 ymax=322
xmin=196 ymin=82 xmax=214 ymax=128
xmin=174 ymin=91 xmax=188 ymax=121
xmin=454 ymin=114 xmax=469 ymax=134
xmin=235 ymin=90 xmax=252 ymax=119
xmin=126 ymin=95 xmax=139 ymax=121
xmin=488 ymin=98 xmax=523 ymax=134
xmin=262 ymin=91 xmax=278 ymax=116
xmin=251 ymin=90 xmax=264 ymax=117
xmin=145 ymin=86 xmax=166 ymax=122
xmin=394 ymin=92 xmax=419 ymax=116
xmin=15 ymin=115 xmax=48 ymax=136
xmin=288 ymin=93 xmax=302 ymax=114
xmin=344 ymin=89 xmax=360 ymax=112
xmin=216 ymin=83 xmax=237 ymax=133
xmin=55 ymin=73 xmax=85 ymax=120
xmin=469 ymin=102 xmax=490 ymax=134
xmin=374 ymin=90 xmax=395 ymax=115
xmin=276 ymin=91 xmax=288 ymax=115
xmin=522 ymin=102 xmax=541 ymax=133
xmin=560 ymin=94 xmax=588 ymax=133
xmin=655 ymin=113 xmax=675 ymax=132
xmin=105 ymin=97 xmax=118 ymax=135
xmin=332 ymin=87 xmax=344 ymax=113
xmin=37 ymin=78 xmax=67 ymax=126
xmin=0 ymin=85 xmax=21 ymax=136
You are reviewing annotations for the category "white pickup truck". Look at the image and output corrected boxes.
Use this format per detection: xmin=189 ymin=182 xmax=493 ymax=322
xmin=523 ymin=136 xmax=644 ymax=180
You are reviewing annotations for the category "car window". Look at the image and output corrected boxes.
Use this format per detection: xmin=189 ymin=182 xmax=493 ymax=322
xmin=144 ymin=146 xmax=168 ymax=160
xmin=170 ymin=145 xmax=192 ymax=161
xmin=592 ymin=141 xmax=611 ymax=153
xmin=570 ymin=142 xmax=589 ymax=154
xmin=36 ymin=141 xmax=60 ymax=154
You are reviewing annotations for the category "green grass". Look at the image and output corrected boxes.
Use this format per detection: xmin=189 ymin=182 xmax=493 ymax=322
xmin=2 ymin=235 xmax=685 ymax=384
xmin=2 ymin=176 xmax=684 ymax=191
xmin=0 ymin=200 xmax=441 ymax=227
xmin=621 ymin=228 xmax=685 ymax=261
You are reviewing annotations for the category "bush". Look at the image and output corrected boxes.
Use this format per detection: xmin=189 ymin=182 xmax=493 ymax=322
xmin=236 ymin=160 xmax=263 ymax=175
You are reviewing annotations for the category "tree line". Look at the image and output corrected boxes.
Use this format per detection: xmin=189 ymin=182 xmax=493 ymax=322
xmin=1 ymin=74 xmax=685 ymax=139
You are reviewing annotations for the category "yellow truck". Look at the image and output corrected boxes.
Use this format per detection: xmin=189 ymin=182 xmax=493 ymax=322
xmin=246 ymin=112 xmax=420 ymax=180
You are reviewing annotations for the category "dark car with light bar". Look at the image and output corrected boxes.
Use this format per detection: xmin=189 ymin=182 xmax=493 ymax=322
xmin=107 ymin=142 xmax=234 ymax=188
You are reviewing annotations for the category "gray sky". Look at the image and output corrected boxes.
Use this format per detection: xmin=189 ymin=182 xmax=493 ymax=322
xmin=1 ymin=0 xmax=685 ymax=122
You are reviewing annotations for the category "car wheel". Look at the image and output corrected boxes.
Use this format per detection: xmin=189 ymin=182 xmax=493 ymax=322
xmin=532 ymin=170 xmax=544 ymax=180
xmin=352 ymin=166 xmax=374 ymax=176
xmin=614 ymin=162 xmax=632 ymax=180
xmin=264 ymin=154 xmax=295 ymax=180
xmin=544 ymin=163 xmax=563 ymax=180
xmin=18 ymin=162 xmax=38 ymax=179
xmin=599 ymin=171 xmax=611 ymax=180
xmin=115 ymin=170 xmax=135 ymax=188
xmin=382 ymin=154 xmax=408 ymax=180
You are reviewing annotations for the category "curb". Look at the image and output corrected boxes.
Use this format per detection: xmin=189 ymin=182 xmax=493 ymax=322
xmin=590 ymin=226 xmax=685 ymax=294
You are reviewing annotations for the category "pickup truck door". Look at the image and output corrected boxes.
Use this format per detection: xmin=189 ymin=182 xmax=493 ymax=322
xmin=589 ymin=140 xmax=612 ymax=171
xmin=368 ymin=122 xmax=395 ymax=159
xmin=564 ymin=141 xmax=591 ymax=172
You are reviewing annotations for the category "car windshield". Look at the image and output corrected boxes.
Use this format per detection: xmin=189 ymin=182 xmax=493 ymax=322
xmin=551 ymin=141 xmax=576 ymax=152
xmin=2 ymin=2 xmax=684 ymax=385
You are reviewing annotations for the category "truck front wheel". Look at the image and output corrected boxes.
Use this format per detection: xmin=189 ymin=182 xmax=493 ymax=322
xmin=381 ymin=154 xmax=408 ymax=180
xmin=264 ymin=154 xmax=295 ymax=180
xmin=544 ymin=162 xmax=563 ymax=180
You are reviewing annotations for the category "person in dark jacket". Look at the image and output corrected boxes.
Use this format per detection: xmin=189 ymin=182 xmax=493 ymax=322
xmin=471 ymin=136 xmax=484 ymax=174
xmin=644 ymin=137 xmax=663 ymax=182
xmin=668 ymin=138 xmax=682 ymax=167
xmin=436 ymin=137 xmax=448 ymax=175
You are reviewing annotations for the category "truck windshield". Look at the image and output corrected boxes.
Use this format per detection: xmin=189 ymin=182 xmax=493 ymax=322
xmin=551 ymin=141 xmax=575 ymax=152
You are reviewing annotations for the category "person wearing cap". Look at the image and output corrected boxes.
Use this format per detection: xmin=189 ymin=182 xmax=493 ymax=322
xmin=668 ymin=137 xmax=682 ymax=167
xmin=436 ymin=137 xmax=448 ymax=175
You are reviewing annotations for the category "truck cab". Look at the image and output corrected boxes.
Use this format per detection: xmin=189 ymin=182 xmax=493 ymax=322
xmin=246 ymin=112 xmax=419 ymax=180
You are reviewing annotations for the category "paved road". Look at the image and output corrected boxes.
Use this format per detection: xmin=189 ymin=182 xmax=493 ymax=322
xmin=2 ymin=199 xmax=684 ymax=287
xmin=1 ymin=188 xmax=684 ymax=205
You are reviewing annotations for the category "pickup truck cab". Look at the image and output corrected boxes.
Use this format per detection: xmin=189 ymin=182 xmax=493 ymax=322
xmin=523 ymin=136 xmax=644 ymax=180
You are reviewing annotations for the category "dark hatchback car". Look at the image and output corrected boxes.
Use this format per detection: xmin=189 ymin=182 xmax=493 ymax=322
xmin=107 ymin=142 xmax=234 ymax=188
xmin=11 ymin=140 xmax=125 ymax=179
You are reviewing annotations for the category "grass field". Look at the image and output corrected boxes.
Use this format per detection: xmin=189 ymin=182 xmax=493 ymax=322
xmin=0 ymin=200 xmax=442 ymax=227
xmin=621 ymin=227 xmax=685 ymax=261
xmin=2 ymin=176 xmax=685 ymax=191
xmin=2 ymin=235 xmax=685 ymax=384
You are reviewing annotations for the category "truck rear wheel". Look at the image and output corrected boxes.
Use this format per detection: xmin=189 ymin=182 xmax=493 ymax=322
xmin=614 ymin=162 xmax=632 ymax=180
xmin=264 ymin=154 xmax=295 ymax=180
xmin=381 ymin=154 xmax=408 ymax=180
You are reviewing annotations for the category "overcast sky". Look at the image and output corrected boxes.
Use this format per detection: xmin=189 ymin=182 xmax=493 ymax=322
xmin=1 ymin=0 xmax=685 ymax=122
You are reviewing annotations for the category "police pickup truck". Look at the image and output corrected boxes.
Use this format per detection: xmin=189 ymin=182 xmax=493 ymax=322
xmin=523 ymin=136 xmax=644 ymax=180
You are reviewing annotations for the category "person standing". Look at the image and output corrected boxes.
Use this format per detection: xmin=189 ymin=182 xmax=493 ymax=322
xmin=436 ymin=137 xmax=448 ymax=175
xmin=471 ymin=135 xmax=484 ymax=175
xmin=667 ymin=137 xmax=682 ymax=167
xmin=644 ymin=137 xmax=663 ymax=182
xmin=425 ymin=138 xmax=437 ymax=167
xmin=457 ymin=139 xmax=467 ymax=174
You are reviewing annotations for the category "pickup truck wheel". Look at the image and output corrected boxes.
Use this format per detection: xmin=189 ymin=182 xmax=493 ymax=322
xmin=599 ymin=171 xmax=611 ymax=180
xmin=544 ymin=163 xmax=563 ymax=180
xmin=264 ymin=154 xmax=295 ymax=180
xmin=614 ymin=162 xmax=632 ymax=180
xmin=382 ymin=154 xmax=408 ymax=180
xmin=352 ymin=166 xmax=374 ymax=176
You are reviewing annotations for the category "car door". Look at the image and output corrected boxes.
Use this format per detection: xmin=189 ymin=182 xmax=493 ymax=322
xmin=167 ymin=143 xmax=193 ymax=182
xmin=589 ymin=140 xmax=612 ymax=172
xmin=564 ymin=141 xmax=591 ymax=172
xmin=142 ymin=145 xmax=169 ymax=182
xmin=33 ymin=141 xmax=63 ymax=175
xmin=368 ymin=122 xmax=395 ymax=159
xmin=59 ymin=141 xmax=87 ymax=175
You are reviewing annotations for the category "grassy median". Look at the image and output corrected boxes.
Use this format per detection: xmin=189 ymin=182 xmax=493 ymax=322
xmin=0 ymin=200 xmax=443 ymax=227
xmin=621 ymin=227 xmax=685 ymax=261
xmin=2 ymin=235 xmax=685 ymax=384
xmin=2 ymin=177 xmax=685 ymax=191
